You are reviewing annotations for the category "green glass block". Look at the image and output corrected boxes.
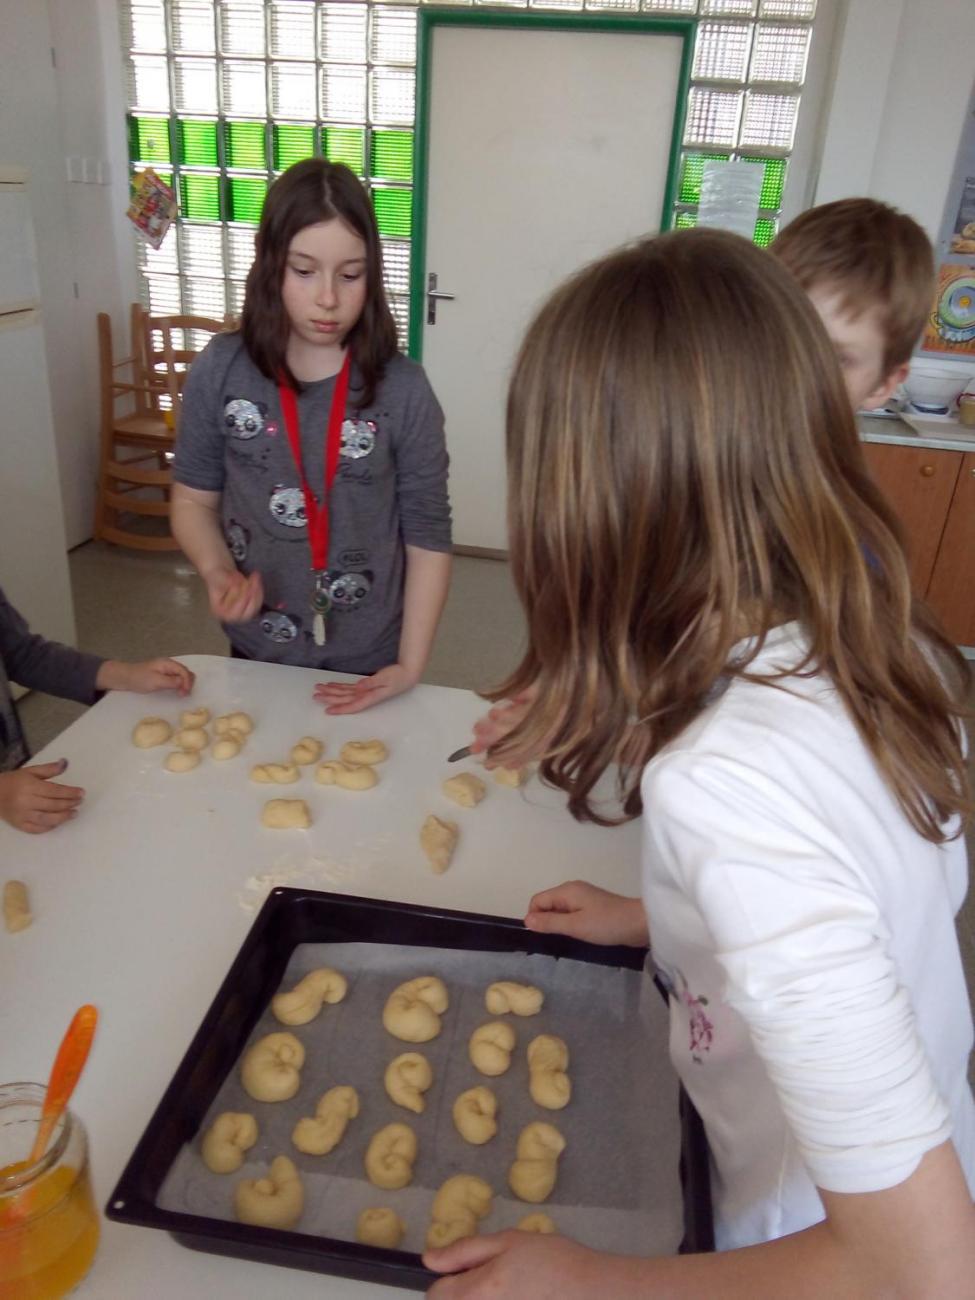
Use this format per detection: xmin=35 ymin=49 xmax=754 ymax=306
xmin=179 ymin=173 xmax=221 ymax=221
xmin=178 ymin=119 xmax=218 ymax=167
xmin=229 ymin=176 xmax=268 ymax=224
xmin=753 ymin=216 xmax=778 ymax=248
xmin=274 ymin=124 xmax=316 ymax=170
xmin=371 ymin=130 xmax=413 ymax=182
xmin=678 ymin=152 xmax=730 ymax=205
xmin=129 ymin=115 xmax=171 ymax=164
xmin=226 ymin=121 xmax=267 ymax=170
xmin=674 ymin=210 xmax=698 ymax=230
xmin=742 ymin=157 xmax=786 ymax=211
xmin=372 ymin=188 xmax=412 ymax=238
xmin=324 ymin=127 xmax=365 ymax=175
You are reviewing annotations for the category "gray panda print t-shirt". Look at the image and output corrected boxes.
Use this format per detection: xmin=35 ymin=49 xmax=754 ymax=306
xmin=173 ymin=332 xmax=452 ymax=672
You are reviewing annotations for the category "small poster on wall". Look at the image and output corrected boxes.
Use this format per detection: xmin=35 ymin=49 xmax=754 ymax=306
xmin=126 ymin=168 xmax=177 ymax=250
xmin=921 ymin=262 xmax=975 ymax=357
xmin=949 ymin=176 xmax=975 ymax=254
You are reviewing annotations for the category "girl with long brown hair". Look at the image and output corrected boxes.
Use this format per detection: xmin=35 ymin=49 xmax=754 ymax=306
xmin=425 ymin=230 xmax=975 ymax=1297
xmin=172 ymin=160 xmax=451 ymax=713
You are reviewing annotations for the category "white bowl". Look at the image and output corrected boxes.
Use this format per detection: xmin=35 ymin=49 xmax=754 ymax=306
xmin=903 ymin=363 xmax=971 ymax=414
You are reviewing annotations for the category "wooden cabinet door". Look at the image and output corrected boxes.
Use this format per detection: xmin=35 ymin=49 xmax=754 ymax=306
xmin=926 ymin=452 xmax=975 ymax=646
xmin=861 ymin=442 xmax=962 ymax=593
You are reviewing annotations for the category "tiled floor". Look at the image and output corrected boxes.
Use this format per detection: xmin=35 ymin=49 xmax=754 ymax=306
xmin=17 ymin=542 xmax=975 ymax=1081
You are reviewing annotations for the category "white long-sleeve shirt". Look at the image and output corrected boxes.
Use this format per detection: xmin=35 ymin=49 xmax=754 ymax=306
xmin=641 ymin=623 xmax=975 ymax=1250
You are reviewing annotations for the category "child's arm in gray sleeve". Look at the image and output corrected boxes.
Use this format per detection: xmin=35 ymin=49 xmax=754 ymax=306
xmin=0 ymin=588 xmax=103 ymax=704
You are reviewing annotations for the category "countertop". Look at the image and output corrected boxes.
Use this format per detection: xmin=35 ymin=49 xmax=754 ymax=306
xmin=858 ymin=412 xmax=975 ymax=453
xmin=2 ymin=655 xmax=644 ymax=1300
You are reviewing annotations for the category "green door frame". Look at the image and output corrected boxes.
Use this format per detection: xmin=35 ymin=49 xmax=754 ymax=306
xmin=408 ymin=8 xmax=694 ymax=359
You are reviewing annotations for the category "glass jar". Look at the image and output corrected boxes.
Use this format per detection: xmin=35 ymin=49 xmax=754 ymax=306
xmin=0 ymin=1083 xmax=100 ymax=1299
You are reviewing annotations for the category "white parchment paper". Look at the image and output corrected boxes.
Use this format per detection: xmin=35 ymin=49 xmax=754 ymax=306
xmin=158 ymin=941 xmax=682 ymax=1257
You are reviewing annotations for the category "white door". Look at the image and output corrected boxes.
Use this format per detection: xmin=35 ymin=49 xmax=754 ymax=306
xmin=420 ymin=24 xmax=685 ymax=550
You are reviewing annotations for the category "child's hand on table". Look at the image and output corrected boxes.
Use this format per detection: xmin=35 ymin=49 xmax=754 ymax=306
xmin=96 ymin=658 xmax=195 ymax=695
xmin=525 ymin=881 xmax=648 ymax=948
xmin=425 ymin=1230 xmax=604 ymax=1299
xmin=470 ymin=686 xmax=546 ymax=769
xmin=206 ymin=569 xmax=264 ymax=623
xmin=314 ymin=663 xmax=419 ymax=715
xmin=0 ymin=760 xmax=83 ymax=834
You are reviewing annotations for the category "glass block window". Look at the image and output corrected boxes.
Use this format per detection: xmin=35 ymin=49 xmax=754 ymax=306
xmin=122 ymin=1 xmax=819 ymax=347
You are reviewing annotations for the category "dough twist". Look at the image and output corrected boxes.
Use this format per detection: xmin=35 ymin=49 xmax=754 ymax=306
xmin=340 ymin=739 xmax=388 ymax=765
xmin=452 ymin=1086 xmax=498 ymax=1145
xmin=384 ymin=1052 xmax=434 ymax=1114
xmin=241 ymin=1031 xmax=306 ymax=1102
xmin=468 ymin=1021 xmax=516 ymax=1077
xmin=420 ymin=814 xmax=458 ymax=873
xmin=291 ymin=1086 xmax=360 ymax=1156
xmin=234 ymin=1155 xmax=303 ymax=1230
xmin=485 ymin=981 xmax=544 ymax=1017
xmin=290 ymin=737 xmax=323 ymax=765
xmin=251 ymin=762 xmax=300 ymax=784
xmin=180 ymin=707 xmax=211 ymax=728
xmin=527 ymin=1034 xmax=571 ymax=1109
xmin=165 ymin=750 xmax=200 ymax=773
xmin=356 ymin=1207 xmax=405 ymax=1249
xmin=272 ymin=967 xmax=348 ymax=1025
xmin=315 ymin=759 xmax=378 ymax=790
xmin=201 ymin=1112 xmax=258 ymax=1174
xmin=426 ymin=1174 xmax=493 ymax=1250
xmin=364 ymin=1122 xmax=418 ymax=1190
xmin=215 ymin=712 xmax=254 ymax=736
xmin=508 ymin=1122 xmax=565 ymax=1203
xmin=382 ymin=976 xmax=449 ymax=1043
xmin=518 ymin=1212 xmax=556 ymax=1234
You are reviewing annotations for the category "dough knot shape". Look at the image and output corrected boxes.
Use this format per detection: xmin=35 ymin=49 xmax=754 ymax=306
xmin=485 ymin=981 xmax=544 ymax=1017
xmin=364 ymin=1122 xmax=418 ymax=1189
xmin=356 ymin=1207 xmax=405 ymax=1249
xmin=291 ymin=737 xmax=324 ymax=765
xmin=201 ymin=1112 xmax=258 ymax=1174
xmin=315 ymin=759 xmax=378 ymax=790
xmin=384 ymin=1052 xmax=434 ymax=1114
xmin=518 ymin=1212 xmax=556 ymax=1233
xmin=234 ymin=1155 xmax=303 ymax=1230
xmin=452 ymin=1086 xmax=498 ymax=1145
xmin=426 ymin=1174 xmax=493 ymax=1250
xmin=382 ymin=976 xmax=449 ymax=1042
xmin=292 ymin=1086 xmax=360 ymax=1155
xmin=180 ymin=706 xmax=211 ymax=729
xmin=272 ymin=967 xmax=348 ymax=1025
xmin=527 ymin=1034 xmax=571 ymax=1109
xmin=508 ymin=1121 xmax=565 ymax=1203
xmin=468 ymin=1021 xmax=516 ymax=1076
xmin=215 ymin=712 xmax=254 ymax=736
xmin=340 ymin=739 xmax=388 ymax=765
xmin=165 ymin=749 xmax=200 ymax=773
xmin=241 ymin=1031 xmax=306 ymax=1102
xmin=251 ymin=762 xmax=300 ymax=784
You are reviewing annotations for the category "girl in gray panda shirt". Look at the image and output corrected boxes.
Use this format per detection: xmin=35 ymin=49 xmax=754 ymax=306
xmin=173 ymin=160 xmax=452 ymax=715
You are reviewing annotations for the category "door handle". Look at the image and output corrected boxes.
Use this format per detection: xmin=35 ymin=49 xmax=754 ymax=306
xmin=426 ymin=272 xmax=455 ymax=325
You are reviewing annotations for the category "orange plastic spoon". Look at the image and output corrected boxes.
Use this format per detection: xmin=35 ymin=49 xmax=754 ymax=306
xmin=27 ymin=1004 xmax=99 ymax=1166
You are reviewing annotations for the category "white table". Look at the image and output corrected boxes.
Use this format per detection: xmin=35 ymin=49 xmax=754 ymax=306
xmin=2 ymin=655 xmax=642 ymax=1299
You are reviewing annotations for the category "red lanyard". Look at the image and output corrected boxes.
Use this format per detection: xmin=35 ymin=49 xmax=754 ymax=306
xmin=277 ymin=352 xmax=351 ymax=571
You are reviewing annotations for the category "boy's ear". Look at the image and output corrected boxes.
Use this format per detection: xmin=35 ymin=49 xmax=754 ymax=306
xmin=862 ymin=361 xmax=909 ymax=411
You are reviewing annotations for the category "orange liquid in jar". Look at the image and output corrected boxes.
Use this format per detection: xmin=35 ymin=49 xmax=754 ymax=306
xmin=0 ymin=1159 xmax=99 ymax=1299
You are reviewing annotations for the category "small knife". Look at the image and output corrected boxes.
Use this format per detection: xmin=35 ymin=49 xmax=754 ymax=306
xmin=446 ymin=745 xmax=472 ymax=763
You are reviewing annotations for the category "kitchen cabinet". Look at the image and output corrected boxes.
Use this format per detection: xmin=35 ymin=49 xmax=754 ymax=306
xmin=861 ymin=441 xmax=975 ymax=646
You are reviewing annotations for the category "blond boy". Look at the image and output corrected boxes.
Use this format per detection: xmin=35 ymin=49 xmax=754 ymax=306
xmin=772 ymin=198 xmax=934 ymax=411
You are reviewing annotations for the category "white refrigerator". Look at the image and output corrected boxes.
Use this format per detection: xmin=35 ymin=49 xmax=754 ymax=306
xmin=0 ymin=164 xmax=77 ymax=692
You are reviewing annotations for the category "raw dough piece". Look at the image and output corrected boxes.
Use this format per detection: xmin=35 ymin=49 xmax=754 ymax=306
xmin=292 ymin=1086 xmax=360 ymax=1156
xmin=420 ymin=815 xmax=458 ymax=874
xmin=364 ymin=1123 xmax=417 ymax=1190
xmin=383 ymin=976 xmax=449 ymax=1043
xmin=426 ymin=1174 xmax=493 ymax=1250
xmin=215 ymin=712 xmax=254 ymax=737
xmin=212 ymin=737 xmax=242 ymax=760
xmin=234 ymin=1155 xmax=303 ymax=1230
xmin=384 ymin=1052 xmax=433 ymax=1114
xmin=241 ymin=1031 xmax=306 ymax=1102
xmin=272 ymin=967 xmax=348 ymax=1025
xmin=201 ymin=1112 xmax=258 ymax=1174
xmin=494 ymin=766 xmax=528 ymax=788
xmin=291 ymin=737 xmax=323 ymax=765
xmin=3 ymin=880 xmax=32 ymax=933
xmin=340 ymin=739 xmax=388 ymax=765
xmin=518 ymin=1212 xmax=556 ymax=1234
xmin=315 ymin=760 xmax=378 ymax=790
xmin=180 ymin=706 xmax=211 ymax=728
xmin=508 ymin=1122 xmax=565 ymax=1203
xmin=165 ymin=750 xmax=201 ymax=774
xmin=250 ymin=762 xmax=300 ymax=784
xmin=132 ymin=717 xmax=172 ymax=748
xmin=485 ymin=981 xmax=544 ymax=1017
xmin=527 ymin=1034 xmax=571 ymax=1110
xmin=442 ymin=773 xmax=486 ymax=808
xmin=173 ymin=727 xmax=209 ymax=752
xmin=468 ymin=1021 xmax=516 ymax=1077
xmin=356 ymin=1207 xmax=405 ymax=1250
xmin=261 ymin=799 xmax=311 ymax=830
xmin=452 ymin=1087 xmax=498 ymax=1145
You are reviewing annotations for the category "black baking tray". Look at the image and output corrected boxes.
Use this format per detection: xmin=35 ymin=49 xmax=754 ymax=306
xmin=106 ymin=887 xmax=713 ymax=1290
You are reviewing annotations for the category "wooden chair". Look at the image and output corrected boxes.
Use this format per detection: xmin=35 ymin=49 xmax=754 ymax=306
xmin=92 ymin=306 xmax=227 ymax=550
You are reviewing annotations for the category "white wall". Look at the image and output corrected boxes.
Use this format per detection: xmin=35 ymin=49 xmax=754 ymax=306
xmin=815 ymin=0 xmax=974 ymax=243
xmin=0 ymin=0 xmax=136 ymax=551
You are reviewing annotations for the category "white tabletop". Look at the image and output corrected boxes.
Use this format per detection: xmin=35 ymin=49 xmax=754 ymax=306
xmin=2 ymin=655 xmax=642 ymax=1299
